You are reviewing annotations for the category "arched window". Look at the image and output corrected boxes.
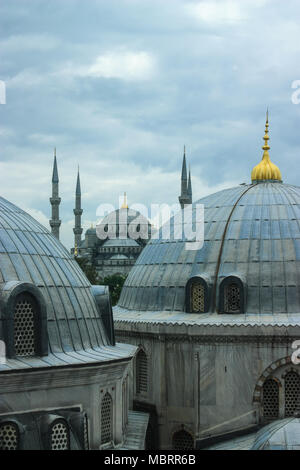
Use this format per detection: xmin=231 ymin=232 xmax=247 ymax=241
xmin=0 ymin=422 xmax=19 ymax=450
xmin=185 ymin=277 xmax=209 ymax=313
xmin=191 ymin=282 xmax=205 ymax=313
xmin=263 ymin=379 xmax=279 ymax=419
xmin=14 ymin=293 xmax=38 ymax=357
xmin=285 ymin=371 xmax=300 ymax=417
xmin=101 ymin=393 xmax=113 ymax=444
xmin=219 ymin=276 xmax=244 ymax=314
xmin=172 ymin=429 xmax=194 ymax=450
xmin=136 ymin=349 xmax=148 ymax=395
xmin=224 ymin=283 xmax=241 ymax=312
xmin=50 ymin=420 xmax=70 ymax=450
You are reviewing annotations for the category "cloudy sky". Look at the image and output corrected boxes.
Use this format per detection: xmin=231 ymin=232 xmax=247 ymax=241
xmin=1 ymin=0 xmax=300 ymax=249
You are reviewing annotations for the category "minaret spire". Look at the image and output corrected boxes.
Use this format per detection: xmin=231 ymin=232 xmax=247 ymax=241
xmin=73 ymin=167 xmax=83 ymax=250
xmin=49 ymin=148 xmax=61 ymax=239
xmin=187 ymin=164 xmax=192 ymax=203
xmin=121 ymin=192 xmax=128 ymax=209
xmin=179 ymin=146 xmax=192 ymax=208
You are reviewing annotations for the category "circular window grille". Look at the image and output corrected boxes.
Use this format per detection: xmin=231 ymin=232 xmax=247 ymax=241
xmin=285 ymin=371 xmax=300 ymax=417
xmin=0 ymin=423 xmax=19 ymax=450
xmin=191 ymin=283 xmax=205 ymax=313
xmin=101 ymin=393 xmax=113 ymax=444
xmin=14 ymin=296 xmax=36 ymax=357
xmin=50 ymin=421 xmax=69 ymax=450
xmin=172 ymin=430 xmax=194 ymax=450
xmin=224 ymin=283 xmax=241 ymax=313
xmin=136 ymin=350 xmax=148 ymax=394
xmin=263 ymin=379 xmax=279 ymax=419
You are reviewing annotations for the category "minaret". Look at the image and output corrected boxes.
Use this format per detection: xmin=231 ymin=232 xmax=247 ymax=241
xmin=179 ymin=146 xmax=192 ymax=208
xmin=73 ymin=167 xmax=83 ymax=249
xmin=187 ymin=165 xmax=192 ymax=204
xmin=49 ymin=148 xmax=61 ymax=239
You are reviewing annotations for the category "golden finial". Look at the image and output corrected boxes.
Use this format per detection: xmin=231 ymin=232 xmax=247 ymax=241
xmin=121 ymin=192 xmax=128 ymax=209
xmin=251 ymin=110 xmax=282 ymax=183
xmin=74 ymin=242 xmax=78 ymax=257
xmin=91 ymin=222 xmax=94 ymax=229
xmin=54 ymin=147 xmax=56 ymax=157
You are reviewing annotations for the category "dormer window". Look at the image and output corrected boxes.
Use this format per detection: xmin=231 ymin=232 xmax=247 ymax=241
xmin=185 ymin=276 xmax=209 ymax=313
xmin=219 ymin=276 xmax=245 ymax=314
xmin=4 ymin=283 xmax=48 ymax=359
xmin=14 ymin=293 xmax=37 ymax=357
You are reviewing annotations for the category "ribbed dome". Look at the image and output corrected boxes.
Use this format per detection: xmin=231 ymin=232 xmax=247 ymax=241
xmin=0 ymin=196 xmax=110 ymax=354
xmin=118 ymin=182 xmax=300 ymax=314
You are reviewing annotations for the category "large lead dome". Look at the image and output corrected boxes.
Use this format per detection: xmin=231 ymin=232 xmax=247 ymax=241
xmin=118 ymin=115 xmax=300 ymax=316
xmin=0 ymin=195 xmax=135 ymax=369
xmin=118 ymin=182 xmax=300 ymax=314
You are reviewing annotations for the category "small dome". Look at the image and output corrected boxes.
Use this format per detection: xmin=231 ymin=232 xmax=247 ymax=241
xmin=0 ymin=196 xmax=112 ymax=361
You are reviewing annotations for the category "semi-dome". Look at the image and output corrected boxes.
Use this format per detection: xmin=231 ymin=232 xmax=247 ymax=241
xmin=117 ymin=116 xmax=300 ymax=317
xmin=0 ymin=196 xmax=134 ymax=370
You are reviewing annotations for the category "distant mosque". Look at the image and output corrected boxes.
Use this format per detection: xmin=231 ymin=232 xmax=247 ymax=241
xmin=49 ymin=148 xmax=193 ymax=280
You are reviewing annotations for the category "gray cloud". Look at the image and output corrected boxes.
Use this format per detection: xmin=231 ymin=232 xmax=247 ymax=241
xmin=1 ymin=0 xmax=300 ymax=249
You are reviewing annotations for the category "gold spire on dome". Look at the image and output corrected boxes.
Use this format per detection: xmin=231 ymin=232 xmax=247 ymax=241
xmin=74 ymin=242 xmax=78 ymax=257
xmin=121 ymin=192 xmax=128 ymax=209
xmin=251 ymin=110 xmax=282 ymax=183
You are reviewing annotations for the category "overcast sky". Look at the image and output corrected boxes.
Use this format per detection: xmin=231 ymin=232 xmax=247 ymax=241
xmin=1 ymin=0 xmax=300 ymax=249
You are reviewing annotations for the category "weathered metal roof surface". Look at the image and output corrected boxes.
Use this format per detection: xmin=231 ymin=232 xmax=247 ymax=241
xmin=114 ymin=305 xmax=300 ymax=327
xmin=251 ymin=418 xmax=300 ymax=450
xmin=117 ymin=411 xmax=149 ymax=450
xmin=103 ymin=238 xmax=139 ymax=247
xmin=0 ymin=342 xmax=137 ymax=372
xmin=205 ymin=418 xmax=300 ymax=450
xmin=0 ymin=196 xmax=135 ymax=367
xmin=118 ymin=183 xmax=300 ymax=315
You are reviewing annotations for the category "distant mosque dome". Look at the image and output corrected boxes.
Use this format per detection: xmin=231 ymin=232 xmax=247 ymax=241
xmin=117 ymin=113 xmax=300 ymax=316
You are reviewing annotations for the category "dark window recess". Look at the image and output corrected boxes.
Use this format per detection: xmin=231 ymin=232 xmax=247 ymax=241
xmin=285 ymin=371 xmax=300 ymax=417
xmin=224 ymin=283 xmax=241 ymax=313
xmin=0 ymin=422 xmax=19 ymax=450
xmin=191 ymin=282 xmax=205 ymax=313
xmin=50 ymin=420 xmax=70 ymax=450
xmin=172 ymin=430 xmax=194 ymax=450
xmin=101 ymin=393 xmax=113 ymax=444
xmin=136 ymin=349 xmax=148 ymax=394
xmin=263 ymin=379 xmax=279 ymax=419
xmin=14 ymin=293 xmax=38 ymax=357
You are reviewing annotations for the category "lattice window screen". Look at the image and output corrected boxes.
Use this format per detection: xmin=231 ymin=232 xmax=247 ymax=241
xmin=84 ymin=415 xmax=89 ymax=450
xmin=224 ymin=283 xmax=241 ymax=313
xmin=191 ymin=283 xmax=205 ymax=313
xmin=263 ymin=379 xmax=279 ymax=419
xmin=0 ymin=423 xmax=18 ymax=450
xmin=172 ymin=430 xmax=194 ymax=450
xmin=101 ymin=393 xmax=113 ymax=444
xmin=50 ymin=421 xmax=69 ymax=450
xmin=136 ymin=350 xmax=148 ymax=394
xmin=285 ymin=371 xmax=300 ymax=417
xmin=14 ymin=296 xmax=36 ymax=357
